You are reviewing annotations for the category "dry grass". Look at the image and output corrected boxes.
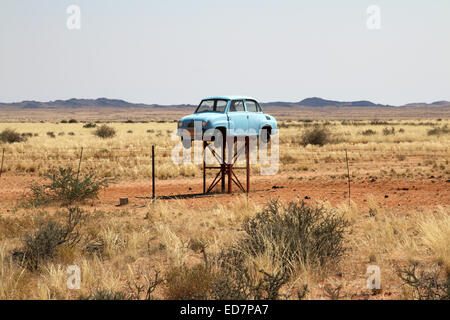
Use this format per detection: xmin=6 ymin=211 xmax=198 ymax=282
xmin=0 ymin=118 xmax=449 ymax=300
xmin=0 ymin=194 xmax=448 ymax=299
xmin=418 ymin=207 xmax=450 ymax=268
xmin=0 ymin=119 xmax=449 ymax=181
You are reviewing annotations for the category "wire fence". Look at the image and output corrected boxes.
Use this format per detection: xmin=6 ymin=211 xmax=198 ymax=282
xmin=0 ymin=143 xmax=448 ymax=202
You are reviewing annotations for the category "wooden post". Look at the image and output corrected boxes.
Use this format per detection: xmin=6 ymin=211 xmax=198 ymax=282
xmin=246 ymin=136 xmax=250 ymax=194
xmin=0 ymin=148 xmax=5 ymax=178
xmin=227 ymin=164 xmax=232 ymax=194
xmin=221 ymin=132 xmax=226 ymax=192
xmin=345 ymin=149 xmax=351 ymax=207
xmin=152 ymin=145 xmax=155 ymax=199
xmin=76 ymin=147 xmax=83 ymax=180
xmin=203 ymin=141 xmax=206 ymax=194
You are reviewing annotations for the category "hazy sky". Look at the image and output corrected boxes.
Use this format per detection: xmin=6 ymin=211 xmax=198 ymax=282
xmin=1 ymin=0 xmax=449 ymax=105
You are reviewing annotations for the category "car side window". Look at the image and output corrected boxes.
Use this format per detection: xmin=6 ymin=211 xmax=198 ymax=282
xmin=216 ymin=100 xmax=227 ymax=112
xmin=245 ymin=100 xmax=258 ymax=112
xmin=229 ymin=100 xmax=245 ymax=112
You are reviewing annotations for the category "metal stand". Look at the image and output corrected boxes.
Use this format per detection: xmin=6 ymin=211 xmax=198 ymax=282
xmin=203 ymin=136 xmax=250 ymax=194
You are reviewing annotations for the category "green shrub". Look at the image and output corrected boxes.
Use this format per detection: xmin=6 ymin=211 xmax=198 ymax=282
xmin=68 ymin=119 xmax=78 ymax=123
xmin=83 ymin=123 xmax=97 ymax=128
xmin=427 ymin=125 xmax=449 ymax=136
xmin=206 ymin=200 xmax=347 ymax=300
xmin=362 ymin=129 xmax=377 ymax=136
xmin=21 ymin=132 xmax=33 ymax=138
xmin=27 ymin=167 xmax=108 ymax=206
xmin=0 ymin=128 xmax=26 ymax=143
xmin=240 ymin=200 xmax=348 ymax=273
xmin=94 ymin=125 xmax=116 ymax=138
xmin=382 ymin=127 xmax=395 ymax=135
xmin=300 ymin=125 xmax=331 ymax=146
xmin=13 ymin=207 xmax=84 ymax=270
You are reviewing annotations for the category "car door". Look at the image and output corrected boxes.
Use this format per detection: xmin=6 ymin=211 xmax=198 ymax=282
xmin=244 ymin=99 xmax=265 ymax=135
xmin=227 ymin=100 xmax=248 ymax=136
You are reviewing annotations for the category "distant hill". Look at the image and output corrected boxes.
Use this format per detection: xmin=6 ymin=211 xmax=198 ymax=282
xmin=1 ymin=97 xmax=449 ymax=109
xmin=262 ymin=97 xmax=391 ymax=107
xmin=405 ymin=100 xmax=450 ymax=107
xmin=0 ymin=98 xmax=195 ymax=109
xmin=430 ymin=100 xmax=450 ymax=106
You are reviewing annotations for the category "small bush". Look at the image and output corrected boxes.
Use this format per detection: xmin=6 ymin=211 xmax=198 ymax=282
xmin=300 ymin=125 xmax=331 ymax=146
xmin=94 ymin=125 xmax=116 ymax=139
xmin=13 ymin=207 xmax=84 ymax=270
xmin=82 ymin=271 xmax=163 ymax=300
xmin=240 ymin=200 xmax=349 ymax=273
xmin=60 ymin=120 xmax=68 ymax=123
xmin=397 ymin=262 xmax=449 ymax=300
xmin=68 ymin=119 xmax=78 ymax=123
xmin=370 ymin=120 xmax=389 ymax=125
xmin=362 ymin=129 xmax=376 ymax=136
xmin=382 ymin=127 xmax=395 ymax=135
xmin=0 ymin=128 xmax=26 ymax=143
xmin=21 ymin=132 xmax=33 ymax=138
xmin=83 ymin=123 xmax=97 ymax=128
xmin=165 ymin=265 xmax=212 ymax=300
xmin=80 ymin=289 xmax=127 ymax=300
xmin=427 ymin=125 xmax=449 ymax=136
xmin=27 ymin=167 xmax=108 ymax=206
xmin=198 ymin=200 xmax=348 ymax=300
xmin=210 ymin=252 xmax=289 ymax=300
xmin=46 ymin=132 xmax=56 ymax=138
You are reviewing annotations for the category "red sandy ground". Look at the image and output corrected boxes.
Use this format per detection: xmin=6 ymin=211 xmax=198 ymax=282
xmin=1 ymin=173 xmax=448 ymax=210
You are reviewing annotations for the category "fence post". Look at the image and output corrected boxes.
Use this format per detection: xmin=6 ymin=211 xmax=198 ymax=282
xmin=152 ymin=145 xmax=155 ymax=199
xmin=0 ymin=148 xmax=5 ymax=178
xmin=76 ymin=147 xmax=83 ymax=180
xmin=345 ymin=149 xmax=351 ymax=207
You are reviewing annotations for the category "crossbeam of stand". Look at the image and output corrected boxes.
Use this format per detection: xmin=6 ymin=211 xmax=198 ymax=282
xmin=203 ymin=136 xmax=250 ymax=194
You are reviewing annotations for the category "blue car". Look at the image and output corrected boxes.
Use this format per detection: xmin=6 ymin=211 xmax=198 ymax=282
xmin=177 ymin=96 xmax=277 ymax=146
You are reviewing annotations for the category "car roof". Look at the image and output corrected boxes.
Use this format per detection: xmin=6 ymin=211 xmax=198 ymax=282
xmin=202 ymin=96 xmax=257 ymax=101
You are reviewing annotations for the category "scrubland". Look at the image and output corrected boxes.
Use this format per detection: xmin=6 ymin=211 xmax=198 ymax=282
xmin=0 ymin=119 xmax=448 ymax=180
xmin=0 ymin=118 xmax=449 ymax=300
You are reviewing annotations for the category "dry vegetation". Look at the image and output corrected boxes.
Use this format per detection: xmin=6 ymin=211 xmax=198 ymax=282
xmin=0 ymin=119 xmax=449 ymax=181
xmin=0 ymin=117 xmax=449 ymax=300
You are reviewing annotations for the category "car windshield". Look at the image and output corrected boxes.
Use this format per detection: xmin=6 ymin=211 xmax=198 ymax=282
xmin=195 ymin=99 xmax=228 ymax=113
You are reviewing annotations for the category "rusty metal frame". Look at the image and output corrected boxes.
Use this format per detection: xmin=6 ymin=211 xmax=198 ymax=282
xmin=203 ymin=136 xmax=250 ymax=194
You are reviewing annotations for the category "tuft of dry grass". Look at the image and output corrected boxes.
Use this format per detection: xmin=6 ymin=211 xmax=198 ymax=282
xmin=418 ymin=207 xmax=450 ymax=268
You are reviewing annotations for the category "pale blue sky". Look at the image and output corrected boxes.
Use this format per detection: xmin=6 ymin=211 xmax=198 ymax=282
xmin=1 ymin=0 xmax=449 ymax=105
